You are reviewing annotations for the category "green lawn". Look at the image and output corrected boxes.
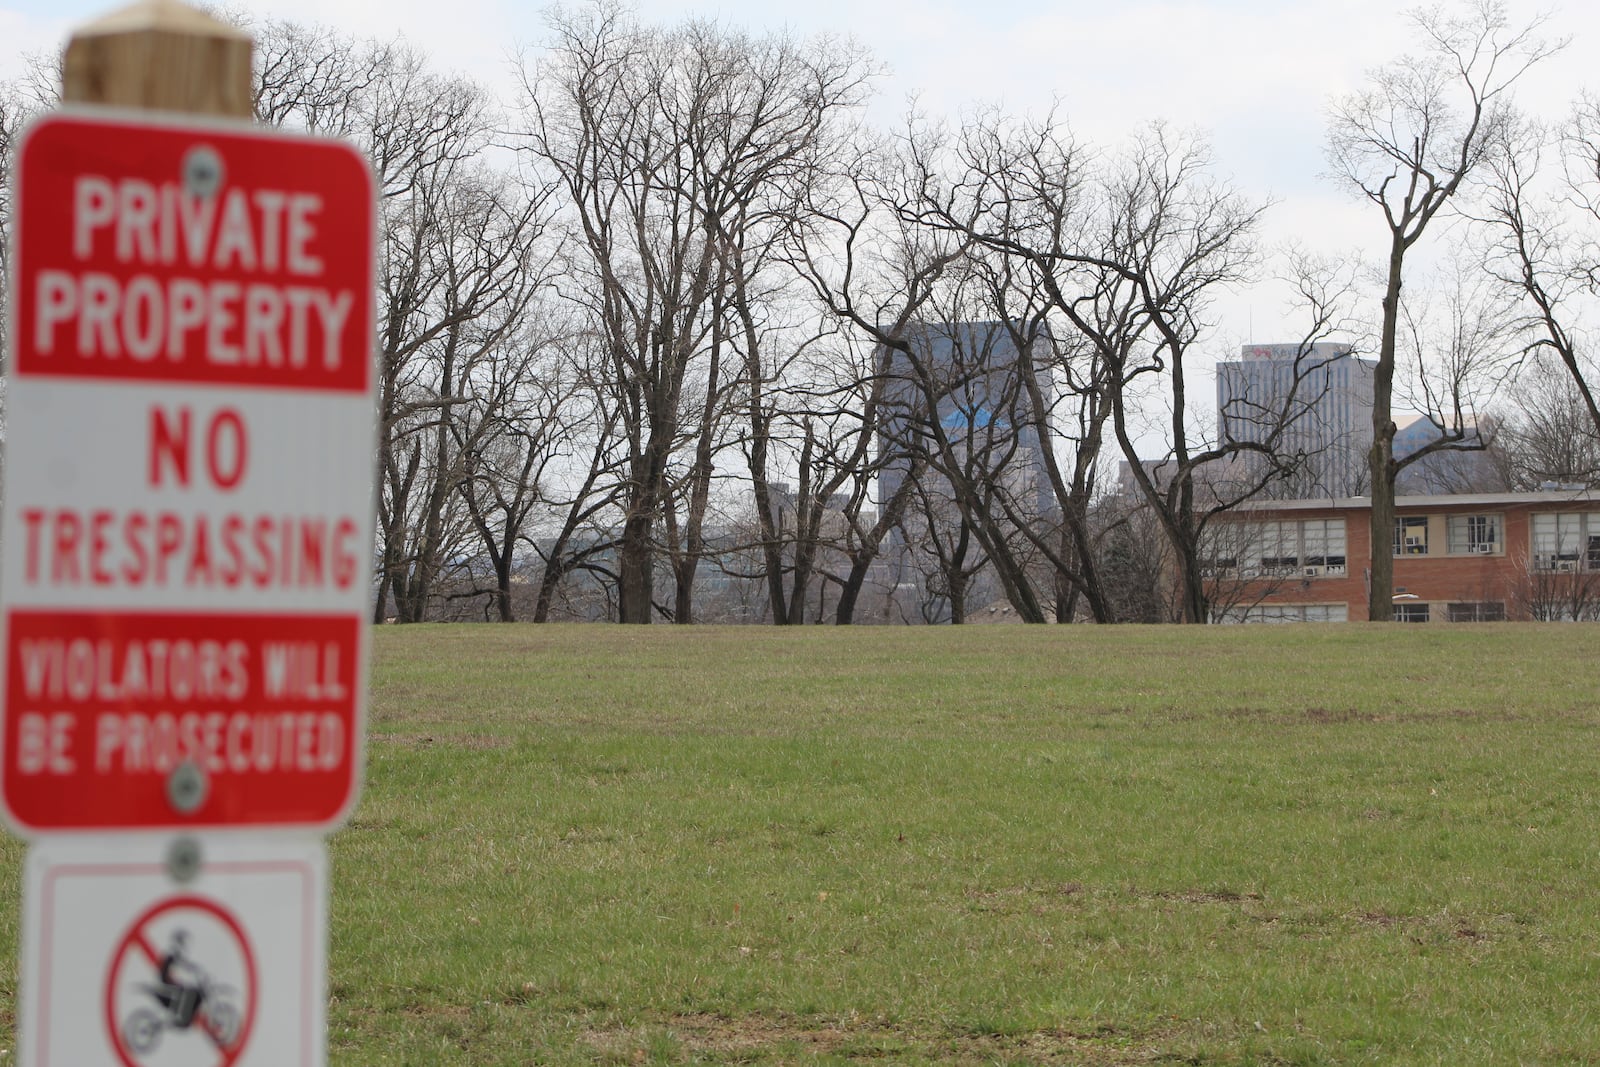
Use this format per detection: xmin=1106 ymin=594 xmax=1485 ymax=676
xmin=5 ymin=623 xmax=1600 ymax=1064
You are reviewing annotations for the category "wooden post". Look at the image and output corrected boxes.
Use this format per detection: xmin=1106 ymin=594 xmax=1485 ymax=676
xmin=61 ymin=0 xmax=252 ymax=119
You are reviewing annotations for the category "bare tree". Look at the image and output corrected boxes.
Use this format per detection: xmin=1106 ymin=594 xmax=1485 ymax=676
xmin=251 ymin=19 xmax=390 ymax=136
xmin=899 ymin=475 xmax=993 ymax=623
xmin=1090 ymin=493 xmax=1173 ymax=623
xmin=1494 ymin=353 xmax=1600 ymax=487
xmin=521 ymin=4 xmax=873 ymax=623
xmin=913 ymin=114 xmax=1298 ymax=622
xmin=778 ymin=123 xmax=974 ymax=624
xmin=523 ymin=6 xmax=722 ymax=624
xmin=528 ymin=333 xmax=630 ymax=623
xmin=377 ymin=167 xmax=554 ymax=622
xmin=791 ymin=115 xmax=1075 ymax=624
xmin=875 ymin=308 xmax=1054 ymax=623
xmin=733 ymin=330 xmax=876 ymax=625
xmin=683 ymin=26 xmax=874 ymax=624
xmin=0 ymin=82 xmax=25 ymax=353
xmin=1326 ymin=0 xmax=1560 ymax=618
xmin=1474 ymin=89 xmax=1600 ymax=483
xmin=452 ymin=314 xmax=578 ymax=621
xmin=245 ymin=18 xmax=539 ymax=622
xmin=1387 ymin=255 xmax=1518 ymax=496
xmin=1514 ymin=555 xmax=1600 ymax=621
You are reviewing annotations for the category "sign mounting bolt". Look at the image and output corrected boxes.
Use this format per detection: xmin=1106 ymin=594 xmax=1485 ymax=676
xmin=182 ymin=144 xmax=223 ymax=197
xmin=166 ymin=836 xmax=203 ymax=884
xmin=167 ymin=760 xmax=208 ymax=814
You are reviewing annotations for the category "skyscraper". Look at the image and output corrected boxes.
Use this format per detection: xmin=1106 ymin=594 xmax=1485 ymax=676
xmin=877 ymin=321 xmax=1057 ymax=522
xmin=1215 ymin=342 xmax=1375 ymax=499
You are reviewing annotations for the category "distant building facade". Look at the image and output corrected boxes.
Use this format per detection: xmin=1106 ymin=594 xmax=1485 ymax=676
xmin=1203 ymin=490 xmax=1600 ymax=622
xmin=877 ymin=321 xmax=1056 ymax=521
xmin=1215 ymin=342 xmax=1375 ymax=499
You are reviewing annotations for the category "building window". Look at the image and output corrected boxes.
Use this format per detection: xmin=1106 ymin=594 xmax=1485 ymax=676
xmin=1446 ymin=514 xmax=1501 ymax=555
xmin=1447 ymin=602 xmax=1506 ymax=622
xmin=1394 ymin=516 xmax=1429 ymax=556
xmin=1394 ymin=602 xmax=1431 ymax=623
xmin=1257 ymin=521 xmax=1299 ymax=575
xmin=1301 ymin=519 xmax=1348 ymax=574
xmin=1530 ymin=513 xmax=1599 ymax=570
xmin=1205 ymin=517 xmax=1348 ymax=578
xmin=1218 ymin=604 xmax=1349 ymax=624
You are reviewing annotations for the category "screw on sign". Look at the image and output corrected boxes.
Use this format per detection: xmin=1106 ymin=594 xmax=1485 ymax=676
xmin=104 ymin=896 xmax=258 ymax=1067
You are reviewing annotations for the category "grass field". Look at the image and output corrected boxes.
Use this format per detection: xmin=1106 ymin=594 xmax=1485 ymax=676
xmin=4 ymin=622 xmax=1600 ymax=1064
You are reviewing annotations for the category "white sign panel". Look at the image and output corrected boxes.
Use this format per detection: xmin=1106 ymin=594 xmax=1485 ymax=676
xmin=19 ymin=833 xmax=328 ymax=1067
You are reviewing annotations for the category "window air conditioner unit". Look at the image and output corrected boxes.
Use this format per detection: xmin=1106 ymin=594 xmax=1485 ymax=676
xmin=1470 ymin=543 xmax=1492 ymax=554
xmin=1303 ymin=566 xmax=1322 ymax=577
xmin=1405 ymin=537 xmax=1423 ymax=547
xmin=1557 ymin=560 xmax=1578 ymax=572
xmin=1242 ymin=568 xmax=1261 ymax=579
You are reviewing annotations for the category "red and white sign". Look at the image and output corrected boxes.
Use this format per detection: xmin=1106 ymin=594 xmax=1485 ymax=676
xmin=1 ymin=110 xmax=376 ymax=833
xmin=20 ymin=833 xmax=327 ymax=1067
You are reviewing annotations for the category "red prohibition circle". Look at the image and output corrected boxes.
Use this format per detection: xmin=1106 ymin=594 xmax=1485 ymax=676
xmin=102 ymin=895 xmax=259 ymax=1067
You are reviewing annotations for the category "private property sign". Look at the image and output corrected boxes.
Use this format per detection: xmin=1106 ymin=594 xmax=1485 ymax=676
xmin=1 ymin=110 xmax=376 ymax=833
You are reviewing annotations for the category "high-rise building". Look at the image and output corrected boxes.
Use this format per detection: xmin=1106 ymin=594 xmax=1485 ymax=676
xmin=1215 ymin=342 xmax=1375 ymax=499
xmin=876 ymin=321 xmax=1056 ymax=522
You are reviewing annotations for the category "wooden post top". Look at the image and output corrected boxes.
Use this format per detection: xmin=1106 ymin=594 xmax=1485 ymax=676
xmin=62 ymin=0 xmax=253 ymax=118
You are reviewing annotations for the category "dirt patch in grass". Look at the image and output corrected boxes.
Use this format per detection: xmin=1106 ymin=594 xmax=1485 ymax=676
xmin=402 ymin=1001 xmax=474 ymax=1020
xmin=1301 ymin=707 xmax=1389 ymax=725
xmin=586 ymin=1014 xmax=1182 ymax=1065
xmin=1154 ymin=888 xmax=1264 ymax=905
xmin=373 ymin=731 xmax=513 ymax=750
xmin=965 ymin=882 xmax=1084 ymax=902
xmin=1351 ymin=909 xmax=1496 ymax=945
xmin=1225 ymin=706 xmax=1526 ymax=727
xmin=1356 ymin=909 xmax=1403 ymax=928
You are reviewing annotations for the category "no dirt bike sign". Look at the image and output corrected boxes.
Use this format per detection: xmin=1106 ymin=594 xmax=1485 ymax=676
xmin=107 ymin=897 xmax=256 ymax=1065
xmin=18 ymin=834 xmax=327 ymax=1066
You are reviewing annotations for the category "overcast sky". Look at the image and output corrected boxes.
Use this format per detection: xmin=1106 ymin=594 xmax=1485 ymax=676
xmin=5 ymin=0 xmax=1598 ymax=353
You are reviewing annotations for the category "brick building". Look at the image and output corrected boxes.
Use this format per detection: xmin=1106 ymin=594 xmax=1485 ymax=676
xmin=1203 ymin=490 xmax=1600 ymax=622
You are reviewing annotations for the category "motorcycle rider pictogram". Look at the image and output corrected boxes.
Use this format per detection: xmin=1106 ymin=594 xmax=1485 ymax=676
xmin=104 ymin=896 xmax=258 ymax=1067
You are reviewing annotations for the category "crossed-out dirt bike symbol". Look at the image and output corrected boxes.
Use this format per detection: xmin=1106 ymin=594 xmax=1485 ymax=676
xmin=104 ymin=896 xmax=258 ymax=1067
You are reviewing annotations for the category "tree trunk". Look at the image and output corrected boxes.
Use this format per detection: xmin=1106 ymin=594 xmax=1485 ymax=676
xmin=618 ymin=510 xmax=655 ymax=624
xmin=495 ymin=557 xmax=516 ymax=622
xmin=749 ymin=460 xmax=789 ymax=624
xmin=372 ymin=572 xmax=393 ymax=624
xmin=833 ymin=554 xmax=875 ymax=625
xmin=785 ymin=539 xmax=815 ymax=625
xmin=673 ymin=559 xmax=695 ymax=624
xmin=1367 ymin=240 xmax=1405 ymax=622
xmin=533 ymin=558 xmax=566 ymax=623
